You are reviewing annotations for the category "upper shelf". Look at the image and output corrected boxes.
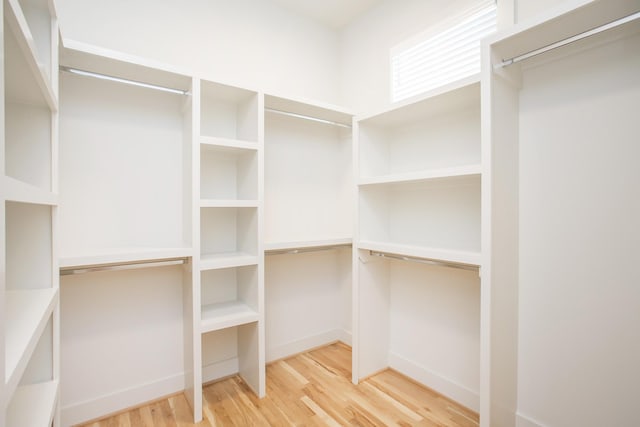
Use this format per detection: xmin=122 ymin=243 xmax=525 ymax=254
xmin=200 ymin=136 xmax=259 ymax=152
xmin=356 ymin=75 xmax=479 ymax=127
xmin=265 ymin=238 xmax=352 ymax=254
xmin=3 ymin=176 xmax=58 ymax=206
xmin=265 ymin=94 xmax=353 ymax=128
xmin=60 ymin=39 xmax=192 ymax=93
xmin=4 ymin=0 xmax=57 ymax=110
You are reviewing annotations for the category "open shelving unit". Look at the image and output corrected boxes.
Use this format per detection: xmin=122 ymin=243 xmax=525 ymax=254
xmin=264 ymin=95 xmax=353 ymax=362
xmin=188 ymin=79 xmax=264 ymax=423
xmin=482 ymin=2 xmax=640 ymax=426
xmin=353 ymin=75 xmax=482 ymax=412
xmin=57 ymin=39 xmax=195 ymax=427
xmin=1 ymin=0 xmax=60 ymax=425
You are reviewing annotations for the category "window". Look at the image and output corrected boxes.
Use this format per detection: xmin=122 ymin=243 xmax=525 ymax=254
xmin=391 ymin=0 xmax=497 ymax=102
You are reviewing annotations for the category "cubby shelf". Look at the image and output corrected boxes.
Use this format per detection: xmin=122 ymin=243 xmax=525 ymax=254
xmin=200 ymin=136 xmax=259 ymax=152
xmin=4 ymin=0 xmax=58 ymax=110
xmin=359 ymin=164 xmax=481 ymax=187
xmin=359 ymin=240 xmax=481 ymax=267
xmin=200 ymin=199 xmax=259 ymax=208
xmin=6 ymin=380 xmax=59 ymax=427
xmin=4 ymin=289 xmax=58 ymax=398
xmin=201 ymin=301 xmax=259 ymax=334
xmin=200 ymin=252 xmax=259 ymax=271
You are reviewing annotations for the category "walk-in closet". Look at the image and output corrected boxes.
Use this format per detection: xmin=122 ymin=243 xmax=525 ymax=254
xmin=1 ymin=0 xmax=638 ymax=426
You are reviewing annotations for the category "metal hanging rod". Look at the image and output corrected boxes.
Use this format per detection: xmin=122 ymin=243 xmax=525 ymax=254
xmin=60 ymin=66 xmax=190 ymax=95
xmin=267 ymin=244 xmax=352 ymax=256
xmin=496 ymin=11 xmax=640 ymax=69
xmin=60 ymin=257 xmax=189 ymax=276
xmin=265 ymin=108 xmax=352 ymax=129
xmin=369 ymin=250 xmax=479 ymax=272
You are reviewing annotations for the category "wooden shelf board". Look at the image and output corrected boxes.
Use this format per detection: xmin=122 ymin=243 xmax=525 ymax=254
xmin=265 ymin=238 xmax=352 ymax=253
xmin=5 ymin=0 xmax=58 ymax=111
xmin=358 ymin=240 xmax=481 ymax=267
xmin=5 ymin=289 xmax=58 ymax=398
xmin=200 ymin=199 xmax=259 ymax=208
xmin=7 ymin=380 xmax=59 ymax=427
xmin=200 ymin=136 xmax=259 ymax=152
xmin=201 ymin=301 xmax=259 ymax=333
xmin=265 ymin=94 xmax=353 ymax=127
xmin=356 ymin=75 xmax=479 ymax=127
xmin=59 ymin=247 xmax=192 ymax=269
xmin=200 ymin=252 xmax=259 ymax=271
xmin=3 ymin=176 xmax=58 ymax=206
xmin=359 ymin=165 xmax=482 ymax=186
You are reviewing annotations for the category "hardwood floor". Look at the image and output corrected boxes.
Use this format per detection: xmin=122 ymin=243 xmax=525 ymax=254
xmin=79 ymin=342 xmax=478 ymax=426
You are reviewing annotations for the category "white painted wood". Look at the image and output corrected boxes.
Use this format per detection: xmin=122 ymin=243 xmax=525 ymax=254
xmin=200 ymin=81 xmax=259 ymax=142
xmin=265 ymin=237 xmax=352 ymax=252
xmin=359 ymin=164 xmax=481 ymax=186
xmin=200 ymin=143 xmax=258 ymax=201
xmin=3 ymin=176 xmax=58 ymax=205
xmin=200 ymin=136 xmax=259 ymax=152
xmin=200 ymin=253 xmax=259 ymax=271
xmin=200 ymin=208 xmax=258 ymax=257
xmin=6 ymin=380 xmax=59 ymax=427
xmin=485 ymin=2 xmax=640 ymax=426
xmin=4 ymin=0 xmax=57 ymax=110
xmin=4 ymin=289 xmax=57 ymax=401
xmin=201 ymin=301 xmax=259 ymax=333
xmin=59 ymin=247 xmax=192 ymax=269
xmin=265 ymin=93 xmax=353 ymax=127
xmin=200 ymin=199 xmax=259 ymax=208
xmin=359 ymin=240 xmax=481 ymax=267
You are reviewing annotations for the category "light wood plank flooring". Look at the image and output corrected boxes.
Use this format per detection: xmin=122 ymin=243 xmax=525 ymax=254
xmin=79 ymin=342 xmax=478 ymax=426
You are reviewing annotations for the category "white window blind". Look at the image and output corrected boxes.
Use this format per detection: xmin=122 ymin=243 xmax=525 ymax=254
xmin=391 ymin=0 xmax=497 ymax=102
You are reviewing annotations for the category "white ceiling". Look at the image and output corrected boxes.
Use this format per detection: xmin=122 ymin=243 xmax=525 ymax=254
xmin=270 ymin=0 xmax=384 ymax=28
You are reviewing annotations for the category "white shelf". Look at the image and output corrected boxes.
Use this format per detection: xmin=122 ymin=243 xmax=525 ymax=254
xmin=4 ymin=0 xmax=57 ymax=111
xmin=265 ymin=238 xmax=352 ymax=253
xmin=200 ymin=199 xmax=258 ymax=208
xmin=3 ymin=176 xmax=58 ymax=206
xmin=201 ymin=301 xmax=259 ymax=333
xmin=200 ymin=136 xmax=259 ymax=152
xmin=4 ymin=289 xmax=58 ymax=398
xmin=200 ymin=252 xmax=259 ymax=271
xmin=265 ymin=93 xmax=353 ymax=127
xmin=59 ymin=247 xmax=192 ymax=269
xmin=6 ymin=380 xmax=59 ymax=427
xmin=359 ymin=164 xmax=481 ymax=186
xmin=359 ymin=240 xmax=481 ymax=267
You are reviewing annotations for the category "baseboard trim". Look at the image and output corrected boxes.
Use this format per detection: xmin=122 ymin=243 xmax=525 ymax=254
xmin=61 ymin=373 xmax=185 ymax=427
xmin=266 ymin=329 xmax=352 ymax=363
xmin=516 ymin=412 xmax=545 ymax=427
xmin=388 ymin=352 xmax=479 ymax=412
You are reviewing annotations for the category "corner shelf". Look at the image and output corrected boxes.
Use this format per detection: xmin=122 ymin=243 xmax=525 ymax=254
xmin=201 ymin=301 xmax=259 ymax=334
xmin=4 ymin=288 xmax=58 ymax=398
xmin=6 ymin=380 xmax=59 ymax=427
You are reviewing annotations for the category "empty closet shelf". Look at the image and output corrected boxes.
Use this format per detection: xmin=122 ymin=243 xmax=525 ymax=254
xmin=265 ymin=238 xmax=352 ymax=254
xmin=201 ymin=301 xmax=259 ymax=333
xmin=359 ymin=240 xmax=481 ymax=267
xmin=5 ymin=289 xmax=58 ymax=398
xmin=200 ymin=252 xmax=259 ymax=270
xmin=200 ymin=136 xmax=258 ymax=152
xmin=6 ymin=381 xmax=59 ymax=427
xmin=359 ymin=165 xmax=481 ymax=186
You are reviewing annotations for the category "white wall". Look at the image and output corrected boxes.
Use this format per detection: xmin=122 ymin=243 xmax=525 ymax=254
xmin=55 ymin=0 xmax=341 ymax=104
xmin=339 ymin=0 xmax=477 ymax=114
xmin=516 ymin=0 xmax=564 ymax=23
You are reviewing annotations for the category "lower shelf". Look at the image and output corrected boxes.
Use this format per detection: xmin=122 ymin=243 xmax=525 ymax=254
xmin=200 ymin=252 xmax=259 ymax=271
xmin=201 ymin=301 xmax=259 ymax=333
xmin=5 ymin=288 xmax=58 ymax=397
xmin=359 ymin=240 xmax=481 ymax=267
xmin=7 ymin=380 xmax=59 ymax=427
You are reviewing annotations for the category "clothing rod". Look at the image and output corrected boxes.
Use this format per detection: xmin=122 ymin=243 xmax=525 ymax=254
xmin=265 ymin=108 xmax=352 ymax=129
xmin=60 ymin=66 xmax=190 ymax=95
xmin=496 ymin=11 xmax=640 ymax=69
xmin=369 ymin=250 xmax=479 ymax=272
xmin=60 ymin=257 xmax=189 ymax=276
xmin=266 ymin=244 xmax=352 ymax=256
